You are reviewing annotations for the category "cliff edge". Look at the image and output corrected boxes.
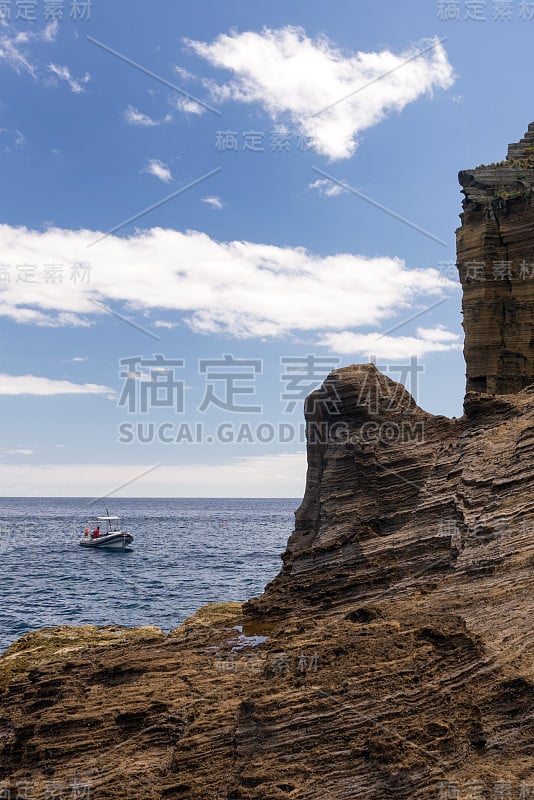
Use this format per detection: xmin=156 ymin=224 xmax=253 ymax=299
xmin=458 ymin=123 xmax=534 ymax=394
xmin=1 ymin=128 xmax=533 ymax=800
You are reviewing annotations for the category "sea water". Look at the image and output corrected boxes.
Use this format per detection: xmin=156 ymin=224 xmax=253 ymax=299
xmin=0 ymin=497 xmax=297 ymax=653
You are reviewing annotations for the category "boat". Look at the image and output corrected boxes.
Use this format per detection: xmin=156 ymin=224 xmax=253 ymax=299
xmin=79 ymin=515 xmax=133 ymax=551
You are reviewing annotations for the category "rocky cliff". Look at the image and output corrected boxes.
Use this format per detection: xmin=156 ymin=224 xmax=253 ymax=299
xmin=457 ymin=123 xmax=534 ymax=394
xmin=1 ymin=130 xmax=534 ymax=800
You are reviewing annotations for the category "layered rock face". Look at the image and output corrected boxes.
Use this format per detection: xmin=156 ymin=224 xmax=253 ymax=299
xmin=457 ymin=122 xmax=534 ymax=394
xmin=1 ymin=130 xmax=534 ymax=800
xmin=247 ymin=366 xmax=534 ymax=619
xmin=1 ymin=370 xmax=532 ymax=800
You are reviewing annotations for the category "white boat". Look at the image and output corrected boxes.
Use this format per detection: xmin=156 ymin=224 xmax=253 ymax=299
xmin=79 ymin=515 xmax=133 ymax=551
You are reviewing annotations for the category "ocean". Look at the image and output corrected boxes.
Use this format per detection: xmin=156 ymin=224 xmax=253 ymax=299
xmin=0 ymin=497 xmax=297 ymax=654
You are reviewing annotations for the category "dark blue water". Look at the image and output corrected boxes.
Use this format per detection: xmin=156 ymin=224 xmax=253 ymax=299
xmin=0 ymin=498 xmax=297 ymax=653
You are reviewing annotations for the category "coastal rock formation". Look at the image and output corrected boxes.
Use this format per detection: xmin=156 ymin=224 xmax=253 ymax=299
xmin=1 ymin=128 xmax=534 ymax=800
xmin=246 ymin=365 xmax=534 ymax=618
xmin=457 ymin=122 xmax=534 ymax=394
xmin=0 ymin=370 xmax=532 ymax=800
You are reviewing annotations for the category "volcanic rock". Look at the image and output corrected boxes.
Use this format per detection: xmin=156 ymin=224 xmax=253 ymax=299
xmin=1 ymin=128 xmax=534 ymax=800
xmin=457 ymin=122 xmax=534 ymax=394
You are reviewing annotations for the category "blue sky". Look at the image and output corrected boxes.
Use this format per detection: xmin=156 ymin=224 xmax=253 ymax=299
xmin=0 ymin=0 xmax=532 ymax=496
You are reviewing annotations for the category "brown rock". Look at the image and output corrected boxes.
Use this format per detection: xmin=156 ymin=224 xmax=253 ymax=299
xmin=1 ymin=368 xmax=532 ymax=799
xmin=1 ymin=128 xmax=534 ymax=800
xmin=457 ymin=122 xmax=534 ymax=394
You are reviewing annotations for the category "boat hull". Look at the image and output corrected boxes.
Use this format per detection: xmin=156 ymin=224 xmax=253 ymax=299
xmin=79 ymin=532 xmax=133 ymax=550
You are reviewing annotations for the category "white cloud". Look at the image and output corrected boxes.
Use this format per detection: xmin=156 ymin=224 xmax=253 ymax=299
xmin=0 ymin=30 xmax=36 ymax=77
xmin=154 ymin=320 xmax=179 ymax=329
xmin=174 ymin=65 xmax=195 ymax=81
xmin=321 ymin=325 xmax=462 ymax=359
xmin=0 ymin=302 xmax=92 ymax=327
xmin=124 ymin=105 xmax=159 ymax=127
xmin=309 ymin=178 xmax=347 ymax=197
xmin=0 ymin=127 xmax=26 ymax=151
xmin=13 ymin=128 xmax=25 ymax=147
xmin=172 ymin=96 xmax=205 ymax=115
xmin=143 ymin=159 xmax=173 ymax=183
xmin=42 ymin=20 xmax=59 ymax=42
xmin=48 ymin=63 xmax=91 ymax=94
xmin=0 ymin=23 xmax=66 ymax=81
xmin=0 ymin=224 xmax=456 ymax=340
xmin=71 ymin=356 xmax=87 ymax=362
xmin=170 ymin=67 xmax=207 ymax=114
xmin=0 ymin=448 xmax=34 ymax=456
xmin=417 ymin=324 xmax=459 ymax=343
xmin=0 ymin=453 xmax=307 ymax=498
xmin=0 ymin=373 xmax=114 ymax=397
xmin=202 ymin=195 xmax=223 ymax=209
xmin=187 ymin=27 xmax=454 ymax=160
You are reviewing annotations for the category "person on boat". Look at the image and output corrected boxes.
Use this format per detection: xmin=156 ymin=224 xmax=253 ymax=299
xmin=84 ymin=526 xmax=90 ymax=537
xmin=92 ymin=526 xmax=100 ymax=539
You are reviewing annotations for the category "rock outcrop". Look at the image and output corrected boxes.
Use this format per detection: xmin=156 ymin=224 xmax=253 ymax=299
xmin=457 ymin=122 xmax=534 ymax=394
xmin=1 ymin=128 xmax=534 ymax=800
xmin=246 ymin=366 xmax=534 ymax=623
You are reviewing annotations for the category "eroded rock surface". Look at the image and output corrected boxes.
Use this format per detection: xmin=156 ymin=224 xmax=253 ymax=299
xmin=1 ymin=369 xmax=533 ymax=799
xmin=1 ymin=130 xmax=534 ymax=800
xmin=457 ymin=122 xmax=534 ymax=394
